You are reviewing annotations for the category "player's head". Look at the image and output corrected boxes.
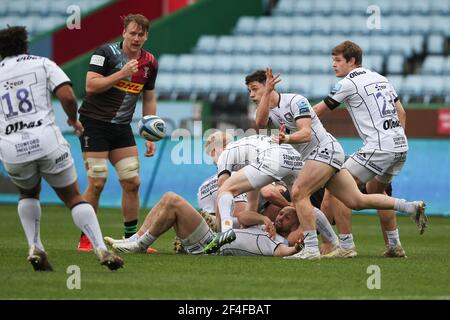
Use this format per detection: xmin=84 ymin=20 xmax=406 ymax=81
xmin=245 ymin=70 xmax=267 ymax=105
xmin=0 ymin=26 xmax=28 ymax=59
xmin=122 ymin=14 xmax=149 ymax=54
xmin=331 ymin=41 xmax=362 ymax=77
xmin=204 ymin=131 xmax=233 ymax=163
xmin=274 ymin=206 xmax=299 ymax=234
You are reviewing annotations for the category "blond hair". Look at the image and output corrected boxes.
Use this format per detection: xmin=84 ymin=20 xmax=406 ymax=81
xmin=204 ymin=131 xmax=233 ymax=156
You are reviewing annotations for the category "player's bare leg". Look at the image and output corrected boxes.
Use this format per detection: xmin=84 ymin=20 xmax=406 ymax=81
xmin=286 ymin=161 xmax=335 ymax=260
xmin=110 ymin=146 xmax=140 ymax=238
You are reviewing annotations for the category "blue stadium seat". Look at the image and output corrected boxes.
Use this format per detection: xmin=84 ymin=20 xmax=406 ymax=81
xmin=291 ymin=17 xmax=313 ymax=35
xmin=233 ymin=16 xmax=256 ymax=35
xmin=255 ymin=17 xmax=275 ymax=35
xmin=443 ymin=57 xmax=450 ymax=74
xmin=290 ymin=55 xmax=311 ymax=73
xmin=421 ymin=75 xmax=445 ymax=103
xmin=270 ymin=55 xmax=292 ymax=74
xmin=193 ymin=55 xmax=215 ymax=73
xmin=310 ymin=75 xmax=333 ymax=99
xmin=409 ymin=16 xmax=431 ymax=35
xmin=191 ymin=74 xmax=212 ymax=98
xmin=251 ymin=36 xmax=274 ymax=54
xmin=310 ymin=55 xmax=332 ymax=74
xmin=194 ymin=35 xmax=217 ymax=54
xmin=176 ymin=54 xmax=196 ymax=73
xmin=421 ymin=56 xmax=445 ymax=74
xmin=290 ymin=36 xmax=311 ymax=54
xmin=427 ymin=35 xmax=445 ymax=54
xmin=430 ymin=0 xmax=450 ymax=15
xmin=386 ymin=55 xmax=405 ymax=74
xmin=158 ymin=54 xmax=178 ymax=73
xmin=212 ymin=55 xmax=233 ymax=73
xmin=216 ymin=36 xmax=235 ymax=54
xmin=233 ymin=36 xmax=253 ymax=55
xmin=271 ymin=36 xmax=292 ymax=55
xmin=231 ymin=55 xmax=253 ymax=74
xmin=287 ymin=75 xmax=312 ymax=96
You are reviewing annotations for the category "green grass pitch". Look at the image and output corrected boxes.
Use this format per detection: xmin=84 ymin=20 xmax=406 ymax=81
xmin=0 ymin=205 xmax=449 ymax=299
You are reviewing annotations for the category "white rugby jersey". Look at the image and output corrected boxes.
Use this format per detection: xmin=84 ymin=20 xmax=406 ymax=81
xmin=266 ymin=93 xmax=335 ymax=159
xmin=0 ymin=55 xmax=71 ymax=163
xmin=197 ymin=174 xmax=247 ymax=213
xmin=217 ymin=135 xmax=297 ymax=177
xmin=325 ymin=67 xmax=408 ymax=152
xmin=219 ymin=225 xmax=287 ymax=256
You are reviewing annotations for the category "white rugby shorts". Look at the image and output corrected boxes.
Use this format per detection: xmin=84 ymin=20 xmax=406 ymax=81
xmin=3 ymin=143 xmax=77 ymax=189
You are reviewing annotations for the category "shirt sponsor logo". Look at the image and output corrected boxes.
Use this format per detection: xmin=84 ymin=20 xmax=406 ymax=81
xmin=90 ymin=54 xmax=105 ymax=67
xmin=349 ymin=70 xmax=366 ymax=78
xmin=5 ymin=120 xmax=43 ymax=135
xmin=113 ymin=80 xmax=144 ymax=94
xmin=383 ymin=119 xmax=401 ymax=130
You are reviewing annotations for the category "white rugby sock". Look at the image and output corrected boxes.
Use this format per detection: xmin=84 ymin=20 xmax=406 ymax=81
xmin=303 ymin=230 xmax=319 ymax=252
xmin=218 ymin=192 xmax=234 ymax=232
xmin=71 ymin=203 xmax=107 ymax=250
xmin=394 ymin=198 xmax=417 ymax=214
xmin=386 ymin=229 xmax=401 ymax=247
xmin=313 ymin=208 xmax=339 ymax=247
xmin=338 ymin=234 xmax=355 ymax=250
xmin=18 ymin=198 xmax=44 ymax=251
xmin=137 ymin=231 xmax=156 ymax=249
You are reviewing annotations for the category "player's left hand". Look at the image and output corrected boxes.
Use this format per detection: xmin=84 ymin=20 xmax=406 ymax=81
xmin=145 ymin=140 xmax=155 ymax=157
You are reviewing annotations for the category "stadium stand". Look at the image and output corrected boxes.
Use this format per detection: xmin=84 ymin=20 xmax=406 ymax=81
xmin=0 ymin=0 xmax=110 ymax=39
xmin=155 ymin=0 xmax=450 ymax=104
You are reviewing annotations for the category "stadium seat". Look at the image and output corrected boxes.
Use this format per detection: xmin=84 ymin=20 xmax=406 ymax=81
xmin=290 ymin=55 xmax=311 ymax=74
xmin=158 ymin=54 xmax=178 ymax=73
xmin=193 ymin=55 xmax=215 ymax=73
xmin=386 ymin=55 xmax=405 ymax=74
xmin=421 ymin=56 xmax=445 ymax=74
xmin=176 ymin=54 xmax=195 ymax=73
xmin=233 ymin=16 xmax=256 ymax=35
xmin=233 ymin=36 xmax=253 ymax=55
xmin=443 ymin=57 xmax=450 ymax=74
xmin=309 ymin=75 xmax=333 ymax=99
xmin=216 ymin=36 xmax=235 ymax=54
xmin=194 ymin=35 xmax=217 ymax=54
xmin=422 ymin=76 xmax=445 ymax=102
xmin=427 ymin=35 xmax=445 ymax=54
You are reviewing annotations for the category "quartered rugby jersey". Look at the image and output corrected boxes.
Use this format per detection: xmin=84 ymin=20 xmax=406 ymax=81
xmin=79 ymin=41 xmax=158 ymax=124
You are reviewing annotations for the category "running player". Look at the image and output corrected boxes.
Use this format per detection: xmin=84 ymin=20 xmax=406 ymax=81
xmin=77 ymin=14 xmax=159 ymax=251
xmin=0 ymin=26 xmax=123 ymax=271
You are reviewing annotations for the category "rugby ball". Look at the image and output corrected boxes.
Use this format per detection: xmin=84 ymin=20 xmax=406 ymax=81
xmin=138 ymin=115 xmax=166 ymax=141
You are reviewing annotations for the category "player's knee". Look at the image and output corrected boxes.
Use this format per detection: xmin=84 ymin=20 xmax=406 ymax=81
xmin=115 ymin=156 xmax=139 ymax=181
xmin=161 ymin=192 xmax=179 ymax=207
xmin=85 ymin=158 xmax=108 ymax=179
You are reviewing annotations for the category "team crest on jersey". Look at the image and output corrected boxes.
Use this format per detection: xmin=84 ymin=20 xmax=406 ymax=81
xmin=113 ymin=80 xmax=144 ymax=94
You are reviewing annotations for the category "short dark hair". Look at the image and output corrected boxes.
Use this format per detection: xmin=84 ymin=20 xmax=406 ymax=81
xmin=245 ymin=70 xmax=266 ymax=85
xmin=331 ymin=41 xmax=362 ymax=66
xmin=123 ymin=14 xmax=150 ymax=32
xmin=0 ymin=26 xmax=28 ymax=58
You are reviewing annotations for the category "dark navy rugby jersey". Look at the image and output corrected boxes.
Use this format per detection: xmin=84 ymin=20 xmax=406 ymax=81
xmin=79 ymin=41 xmax=158 ymax=124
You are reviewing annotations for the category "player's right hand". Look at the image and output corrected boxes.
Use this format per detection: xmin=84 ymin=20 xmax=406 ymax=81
xmin=265 ymin=67 xmax=281 ymax=93
xmin=121 ymin=59 xmax=139 ymax=77
xmin=67 ymin=119 xmax=84 ymax=137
